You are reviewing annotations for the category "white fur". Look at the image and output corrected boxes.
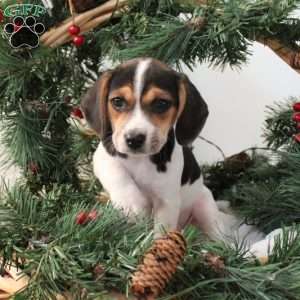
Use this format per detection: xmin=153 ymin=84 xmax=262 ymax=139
xmin=247 ymin=227 xmax=297 ymax=259
xmin=134 ymin=59 xmax=151 ymax=101
xmin=94 ymin=140 xmax=264 ymax=245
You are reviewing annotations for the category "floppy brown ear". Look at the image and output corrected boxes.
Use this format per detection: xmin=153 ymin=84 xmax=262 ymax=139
xmin=175 ymin=75 xmax=209 ymax=145
xmin=80 ymin=71 xmax=113 ymax=138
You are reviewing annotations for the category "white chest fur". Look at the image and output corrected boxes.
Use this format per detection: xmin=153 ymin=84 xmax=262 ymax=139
xmin=93 ymin=141 xmax=264 ymax=244
xmin=118 ymin=143 xmax=183 ymax=197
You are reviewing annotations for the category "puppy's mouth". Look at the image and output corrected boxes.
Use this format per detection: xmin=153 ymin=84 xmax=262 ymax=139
xmin=115 ymin=139 xmax=165 ymax=157
xmin=117 ymin=147 xmax=162 ymax=157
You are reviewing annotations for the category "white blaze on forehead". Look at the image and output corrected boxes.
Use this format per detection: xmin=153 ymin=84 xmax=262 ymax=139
xmin=134 ymin=59 xmax=152 ymax=103
xmin=123 ymin=59 xmax=154 ymax=137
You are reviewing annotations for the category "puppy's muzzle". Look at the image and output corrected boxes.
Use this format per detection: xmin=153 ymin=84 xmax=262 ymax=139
xmin=125 ymin=131 xmax=146 ymax=150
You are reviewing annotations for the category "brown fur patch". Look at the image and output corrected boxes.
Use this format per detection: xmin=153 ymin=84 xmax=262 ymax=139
xmin=151 ymin=58 xmax=172 ymax=71
xmin=142 ymin=86 xmax=174 ymax=104
xmin=141 ymin=85 xmax=178 ymax=136
xmin=108 ymin=104 xmax=132 ymax=133
xmin=177 ymin=80 xmax=187 ymax=120
xmin=113 ymin=58 xmax=144 ymax=74
xmin=97 ymin=71 xmax=113 ymax=138
xmin=107 ymin=85 xmax=135 ymax=133
xmin=109 ymin=85 xmax=135 ymax=106
xmin=149 ymin=106 xmax=178 ymax=136
xmin=175 ymin=75 xmax=208 ymax=145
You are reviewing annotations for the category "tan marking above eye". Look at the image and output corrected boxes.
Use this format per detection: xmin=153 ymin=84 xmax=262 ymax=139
xmin=140 ymin=86 xmax=178 ymax=136
xmin=107 ymin=85 xmax=135 ymax=133
xmin=108 ymin=85 xmax=135 ymax=107
xmin=108 ymin=100 xmax=131 ymax=132
xmin=142 ymin=86 xmax=174 ymax=105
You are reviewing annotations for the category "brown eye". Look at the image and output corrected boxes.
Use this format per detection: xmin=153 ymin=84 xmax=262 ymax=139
xmin=151 ymin=99 xmax=172 ymax=114
xmin=111 ymin=97 xmax=128 ymax=111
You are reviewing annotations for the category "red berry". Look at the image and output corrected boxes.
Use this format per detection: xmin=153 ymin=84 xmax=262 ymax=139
xmin=76 ymin=212 xmax=89 ymax=225
xmin=71 ymin=107 xmax=84 ymax=119
xmin=28 ymin=162 xmax=39 ymax=174
xmin=0 ymin=10 xmax=4 ymax=23
xmin=93 ymin=264 xmax=105 ymax=278
xmin=68 ymin=24 xmax=81 ymax=36
xmin=293 ymin=102 xmax=300 ymax=112
xmin=73 ymin=35 xmax=85 ymax=47
xmin=294 ymin=133 xmax=300 ymax=143
xmin=292 ymin=113 xmax=300 ymax=122
xmin=88 ymin=210 xmax=98 ymax=221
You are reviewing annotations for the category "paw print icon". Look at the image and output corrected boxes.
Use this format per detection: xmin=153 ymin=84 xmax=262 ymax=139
xmin=4 ymin=16 xmax=45 ymax=49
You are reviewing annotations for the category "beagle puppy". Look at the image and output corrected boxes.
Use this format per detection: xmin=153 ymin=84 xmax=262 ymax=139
xmin=81 ymin=58 xmax=264 ymax=243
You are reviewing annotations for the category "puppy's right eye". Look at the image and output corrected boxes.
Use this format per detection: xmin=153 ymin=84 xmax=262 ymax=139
xmin=151 ymin=98 xmax=172 ymax=114
xmin=110 ymin=97 xmax=128 ymax=111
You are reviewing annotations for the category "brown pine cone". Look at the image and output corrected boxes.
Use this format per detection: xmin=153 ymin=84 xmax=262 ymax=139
xmin=131 ymin=231 xmax=187 ymax=300
xmin=203 ymin=252 xmax=225 ymax=275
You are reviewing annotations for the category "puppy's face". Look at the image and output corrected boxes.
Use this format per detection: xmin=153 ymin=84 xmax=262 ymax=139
xmin=81 ymin=57 xmax=209 ymax=157
xmin=108 ymin=59 xmax=180 ymax=156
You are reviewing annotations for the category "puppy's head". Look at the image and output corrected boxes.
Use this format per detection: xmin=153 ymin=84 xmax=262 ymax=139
xmin=81 ymin=58 xmax=208 ymax=156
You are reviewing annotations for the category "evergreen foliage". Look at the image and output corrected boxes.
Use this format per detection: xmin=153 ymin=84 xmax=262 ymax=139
xmin=264 ymin=98 xmax=298 ymax=150
xmin=99 ymin=0 xmax=300 ymax=68
xmin=0 ymin=0 xmax=300 ymax=298
xmin=2 ymin=182 xmax=300 ymax=299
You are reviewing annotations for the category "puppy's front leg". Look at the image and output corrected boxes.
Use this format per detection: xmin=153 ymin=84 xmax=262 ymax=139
xmin=153 ymin=192 xmax=181 ymax=237
xmin=94 ymin=145 xmax=151 ymax=218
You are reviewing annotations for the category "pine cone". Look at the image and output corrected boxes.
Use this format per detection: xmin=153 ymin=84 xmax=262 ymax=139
xmin=131 ymin=231 xmax=186 ymax=299
xmin=203 ymin=252 xmax=225 ymax=275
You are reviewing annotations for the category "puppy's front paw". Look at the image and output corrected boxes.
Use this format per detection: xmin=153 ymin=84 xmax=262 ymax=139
xmin=117 ymin=202 xmax=144 ymax=219
xmin=110 ymin=192 xmax=151 ymax=221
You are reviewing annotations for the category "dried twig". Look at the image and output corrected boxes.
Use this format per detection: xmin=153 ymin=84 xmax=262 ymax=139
xmin=41 ymin=0 xmax=128 ymax=48
xmin=257 ymin=37 xmax=300 ymax=75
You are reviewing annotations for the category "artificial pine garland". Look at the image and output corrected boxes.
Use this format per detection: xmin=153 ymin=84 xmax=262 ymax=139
xmin=0 ymin=0 xmax=300 ymax=299
xmin=40 ymin=0 xmax=128 ymax=48
xmin=38 ymin=0 xmax=300 ymax=74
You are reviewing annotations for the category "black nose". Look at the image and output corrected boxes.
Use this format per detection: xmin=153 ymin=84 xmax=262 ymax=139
xmin=125 ymin=133 xmax=146 ymax=150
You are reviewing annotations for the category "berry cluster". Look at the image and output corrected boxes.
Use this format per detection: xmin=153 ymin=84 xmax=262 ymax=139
xmin=0 ymin=10 xmax=4 ymax=23
xmin=71 ymin=106 xmax=84 ymax=119
xmin=68 ymin=24 xmax=85 ymax=47
xmin=292 ymin=102 xmax=300 ymax=142
xmin=76 ymin=209 xmax=98 ymax=225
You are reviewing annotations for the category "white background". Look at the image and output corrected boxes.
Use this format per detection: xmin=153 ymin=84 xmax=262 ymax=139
xmin=1 ymin=42 xmax=300 ymax=184
xmin=188 ymin=43 xmax=300 ymax=163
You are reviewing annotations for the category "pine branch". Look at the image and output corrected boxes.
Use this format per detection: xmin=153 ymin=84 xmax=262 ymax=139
xmin=185 ymin=0 xmax=300 ymax=73
xmin=1 ymin=180 xmax=300 ymax=299
xmin=0 ymin=31 xmax=105 ymax=190
xmin=113 ymin=0 xmax=300 ymax=69
xmin=219 ymin=151 xmax=300 ymax=232
xmin=263 ymin=98 xmax=298 ymax=150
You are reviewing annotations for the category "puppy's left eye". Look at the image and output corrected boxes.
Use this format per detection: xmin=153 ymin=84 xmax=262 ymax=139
xmin=151 ymin=99 xmax=172 ymax=114
xmin=110 ymin=97 xmax=128 ymax=111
